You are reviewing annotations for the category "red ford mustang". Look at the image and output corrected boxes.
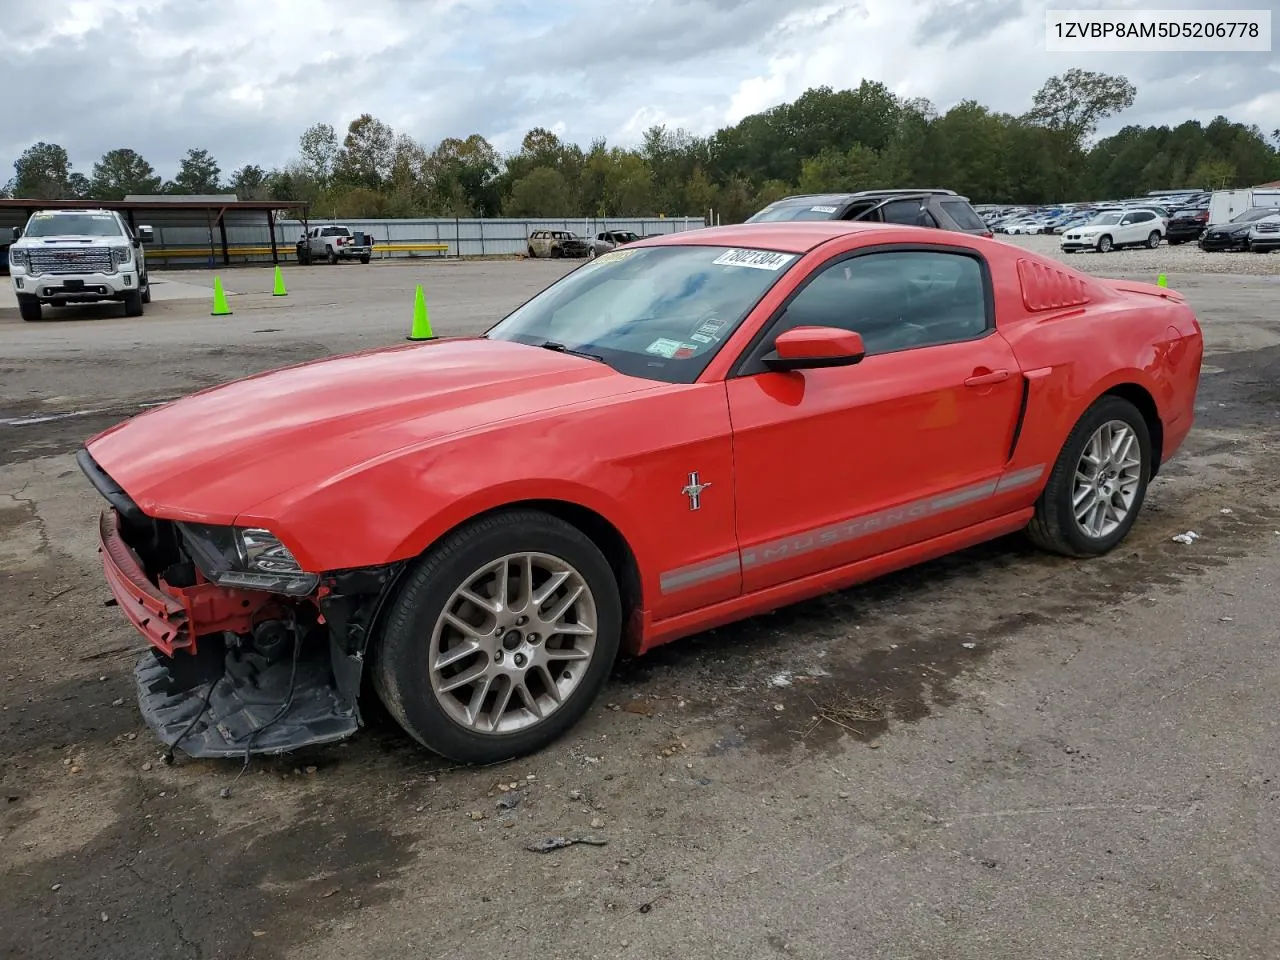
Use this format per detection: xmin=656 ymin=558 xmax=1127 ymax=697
xmin=78 ymin=221 xmax=1203 ymax=764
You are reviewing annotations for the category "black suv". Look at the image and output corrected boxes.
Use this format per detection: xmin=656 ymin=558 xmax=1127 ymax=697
xmin=1165 ymin=199 xmax=1211 ymax=245
xmin=745 ymin=189 xmax=992 ymax=237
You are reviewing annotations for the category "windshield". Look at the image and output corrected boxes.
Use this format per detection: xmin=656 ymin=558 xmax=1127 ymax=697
xmin=746 ymin=202 xmax=842 ymax=222
xmin=1090 ymin=213 xmax=1122 ymax=226
xmin=24 ymin=212 xmax=123 ymax=238
xmin=485 ymin=244 xmax=799 ymax=383
xmin=1231 ymin=207 xmax=1280 ymax=223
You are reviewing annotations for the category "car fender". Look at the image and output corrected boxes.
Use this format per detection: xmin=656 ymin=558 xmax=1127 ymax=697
xmin=237 ymin=381 xmax=739 ymax=615
xmin=389 ymin=477 xmax=643 ymax=572
xmin=1003 ymin=315 xmax=1191 ymax=480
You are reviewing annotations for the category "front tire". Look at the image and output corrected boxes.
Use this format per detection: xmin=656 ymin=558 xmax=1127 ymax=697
xmin=17 ymin=295 xmax=41 ymax=322
xmin=123 ymin=289 xmax=144 ymax=317
xmin=372 ymin=510 xmax=622 ymax=763
xmin=1027 ymin=395 xmax=1152 ymax=558
xmin=1097 ymin=234 xmax=1113 ymax=253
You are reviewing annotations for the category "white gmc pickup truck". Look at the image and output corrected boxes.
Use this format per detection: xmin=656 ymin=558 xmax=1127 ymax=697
xmin=8 ymin=208 xmax=153 ymax=322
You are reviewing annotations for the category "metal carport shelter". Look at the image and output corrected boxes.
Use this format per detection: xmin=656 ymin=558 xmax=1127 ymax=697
xmin=0 ymin=195 xmax=310 ymax=267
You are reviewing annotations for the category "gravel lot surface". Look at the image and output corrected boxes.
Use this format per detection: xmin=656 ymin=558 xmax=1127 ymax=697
xmin=2 ymin=241 xmax=1279 ymax=960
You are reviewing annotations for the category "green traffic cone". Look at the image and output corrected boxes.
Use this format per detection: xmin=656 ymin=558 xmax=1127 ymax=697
xmin=211 ymin=275 xmax=232 ymax=316
xmin=272 ymin=264 xmax=287 ymax=297
xmin=406 ymin=284 xmax=434 ymax=341
xmin=1156 ymin=273 xmax=1167 ymax=287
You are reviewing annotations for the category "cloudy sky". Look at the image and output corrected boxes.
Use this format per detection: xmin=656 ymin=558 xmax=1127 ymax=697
xmin=2 ymin=0 xmax=1277 ymax=179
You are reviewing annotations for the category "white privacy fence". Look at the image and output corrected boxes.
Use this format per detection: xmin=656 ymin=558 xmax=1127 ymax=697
xmin=142 ymin=215 xmax=709 ymax=265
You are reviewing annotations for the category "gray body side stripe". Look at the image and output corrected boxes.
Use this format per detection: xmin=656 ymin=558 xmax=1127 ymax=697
xmin=659 ymin=464 xmax=1047 ymax=595
xmin=659 ymin=552 xmax=741 ymax=593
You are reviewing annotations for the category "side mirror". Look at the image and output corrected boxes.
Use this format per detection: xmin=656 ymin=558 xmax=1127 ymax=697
xmin=137 ymin=226 xmax=153 ymax=243
xmin=11 ymin=227 xmax=20 ymax=241
xmin=764 ymin=326 xmax=866 ymax=372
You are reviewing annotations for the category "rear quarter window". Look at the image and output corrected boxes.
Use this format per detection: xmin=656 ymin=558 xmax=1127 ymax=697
xmin=939 ymin=200 xmax=987 ymax=231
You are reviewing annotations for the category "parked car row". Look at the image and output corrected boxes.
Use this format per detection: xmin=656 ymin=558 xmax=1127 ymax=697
xmin=1197 ymin=207 xmax=1280 ymax=252
xmin=526 ymin=229 xmax=644 ymax=259
xmin=980 ymin=196 xmax=1195 ymax=238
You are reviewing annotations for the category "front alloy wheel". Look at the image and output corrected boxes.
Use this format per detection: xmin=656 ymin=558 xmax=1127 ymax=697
xmin=372 ymin=509 xmax=622 ymax=763
xmin=429 ymin=552 xmax=597 ymax=734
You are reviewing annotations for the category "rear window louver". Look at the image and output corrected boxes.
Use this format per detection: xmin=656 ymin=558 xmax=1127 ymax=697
xmin=1016 ymin=258 xmax=1092 ymax=312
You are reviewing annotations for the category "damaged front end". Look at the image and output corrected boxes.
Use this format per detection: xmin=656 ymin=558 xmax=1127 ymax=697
xmin=79 ymin=449 xmax=402 ymax=760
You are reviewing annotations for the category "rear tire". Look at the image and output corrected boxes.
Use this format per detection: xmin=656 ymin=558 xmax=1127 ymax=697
xmin=360 ymin=254 xmax=370 ymax=264
xmin=140 ymin=275 xmax=152 ymax=304
xmin=1026 ymin=395 xmax=1152 ymax=558
xmin=327 ymin=248 xmax=337 ymax=265
xmin=1147 ymin=231 xmax=1161 ymax=249
xmin=371 ymin=510 xmax=622 ymax=763
xmin=17 ymin=295 xmax=41 ymax=322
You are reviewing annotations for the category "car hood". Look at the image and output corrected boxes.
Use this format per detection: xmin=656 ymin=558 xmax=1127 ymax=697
xmin=16 ymin=235 xmax=120 ymax=246
xmin=84 ymin=337 xmax=661 ymax=524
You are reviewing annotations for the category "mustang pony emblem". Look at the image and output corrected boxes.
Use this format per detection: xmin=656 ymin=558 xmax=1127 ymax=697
xmin=681 ymin=471 xmax=711 ymax=511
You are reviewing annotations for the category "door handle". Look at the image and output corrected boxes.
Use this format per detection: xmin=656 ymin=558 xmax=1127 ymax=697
xmin=964 ymin=369 xmax=1010 ymax=387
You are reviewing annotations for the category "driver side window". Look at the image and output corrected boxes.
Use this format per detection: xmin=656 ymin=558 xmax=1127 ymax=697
xmin=765 ymin=250 xmax=991 ymax=358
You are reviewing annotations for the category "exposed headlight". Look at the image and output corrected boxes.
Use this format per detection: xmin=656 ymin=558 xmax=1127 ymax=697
xmin=110 ymin=245 xmax=132 ymax=267
xmin=177 ymin=523 xmax=319 ymax=596
xmin=1229 ymin=227 xmax=1249 ymax=237
xmin=9 ymin=247 xmax=28 ymax=270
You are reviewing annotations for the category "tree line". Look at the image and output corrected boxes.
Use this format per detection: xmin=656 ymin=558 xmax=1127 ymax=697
xmin=4 ymin=70 xmax=1278 ymax=222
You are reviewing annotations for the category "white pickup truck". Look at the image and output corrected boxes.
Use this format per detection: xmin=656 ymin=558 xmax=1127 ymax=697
xmin=295 ymin=224 xmax=373 ymax=265
xmin=8 ymin=208 xmax=153 ymax=322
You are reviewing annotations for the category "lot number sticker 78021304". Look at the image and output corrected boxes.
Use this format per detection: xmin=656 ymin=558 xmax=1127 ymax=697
xmin=711 ymin=248 xmax=797 ymax=271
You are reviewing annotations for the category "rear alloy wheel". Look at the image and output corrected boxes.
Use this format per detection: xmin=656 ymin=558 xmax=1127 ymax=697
xmin=1097 ymin=234 xmax=1113 ymax=253
xmin=141 ymin=274 xmax=152 ymax=304
xmin=1027 ymin=395 xmax=1151 ymax=557
xmin=372 ymin=510 xmax=621 ymax=763
xmin=1147 ymin=231 xmax=1161 ymax=249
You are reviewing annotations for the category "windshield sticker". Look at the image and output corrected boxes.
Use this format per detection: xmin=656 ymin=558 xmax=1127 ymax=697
xmin=712 ymin=248 xmax=797 ymax=271
xmin=673 ymin=345 xmax=697 ymax=359
xmin=645 ymin=338 xmax=684 ymax=358
xmin=810 ymin=205 xmax=838 ymax=213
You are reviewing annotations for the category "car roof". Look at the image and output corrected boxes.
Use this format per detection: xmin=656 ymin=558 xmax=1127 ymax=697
xmin=634 ymin=220 xmax=967 ymax=254
xmin=770 ymin=189 xmax=962 ymax=205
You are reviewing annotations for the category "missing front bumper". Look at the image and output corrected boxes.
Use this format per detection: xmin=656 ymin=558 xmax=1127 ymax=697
xmin=135 ymin=637 xmax=359 ymax=759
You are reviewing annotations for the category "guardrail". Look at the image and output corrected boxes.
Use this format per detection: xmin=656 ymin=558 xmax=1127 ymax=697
xmin=144 ymin=243 xmax=451 ymax=260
